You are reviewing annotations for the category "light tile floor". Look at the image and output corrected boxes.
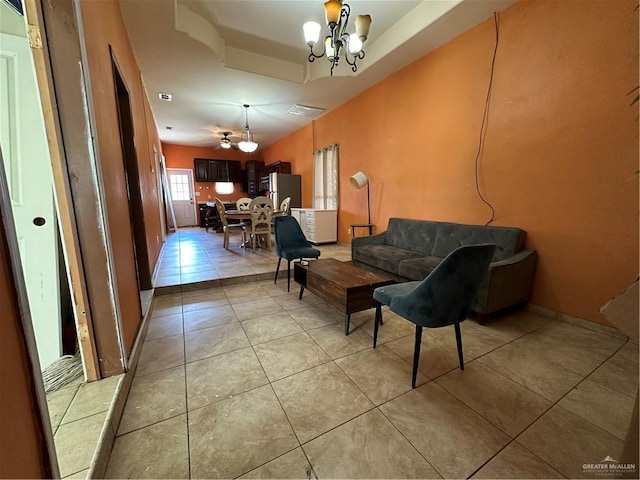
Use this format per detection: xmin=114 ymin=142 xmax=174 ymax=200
xmin=47 ymin=373 xmax=123 ymax=478
xmin=101 ymin=228 xmax=639 ymax=479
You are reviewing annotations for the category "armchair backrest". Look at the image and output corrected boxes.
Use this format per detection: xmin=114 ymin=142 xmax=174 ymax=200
xmin=273 ymin=216 xmax=311 ymax=256
xmin=390 ymin=243 xmax=496 ymax=327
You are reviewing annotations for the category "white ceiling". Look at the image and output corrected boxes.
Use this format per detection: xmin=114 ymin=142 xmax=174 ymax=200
xmin=119 ymin=0 xmax=516 ymax=150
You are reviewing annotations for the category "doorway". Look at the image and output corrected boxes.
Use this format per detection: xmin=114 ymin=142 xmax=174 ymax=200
xmin=167 ymin=168 xmax=197 ymax=226
xmin=111 ymin=53 xmax=152 ymax=290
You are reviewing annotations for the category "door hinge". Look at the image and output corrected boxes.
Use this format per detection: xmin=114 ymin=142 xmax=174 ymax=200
xmin=28 ymin=24 xmax=42 ymax=49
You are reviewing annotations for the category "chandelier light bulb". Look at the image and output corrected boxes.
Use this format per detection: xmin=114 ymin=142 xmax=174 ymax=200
xmin=303 ymin=21 xmax=321 ymax=46
xmin=348 ymin=33 xmax=362 ymax=54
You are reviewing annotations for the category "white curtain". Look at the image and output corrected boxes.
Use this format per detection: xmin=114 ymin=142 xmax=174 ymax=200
xmin=313 ymin=144 xmax=339 ymax=209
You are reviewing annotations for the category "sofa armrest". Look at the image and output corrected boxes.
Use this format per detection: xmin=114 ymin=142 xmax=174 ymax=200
xmin=351 ymin=232 xmax=386 ymax=248
xmin=473 ymin=249 xmax=538 ymax=315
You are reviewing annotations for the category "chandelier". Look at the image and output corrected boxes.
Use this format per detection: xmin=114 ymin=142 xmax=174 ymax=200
xmin=303 ymin=0 xmax=371 ymax=76
xmin=237 ymin=104 xmax=258 ymax=153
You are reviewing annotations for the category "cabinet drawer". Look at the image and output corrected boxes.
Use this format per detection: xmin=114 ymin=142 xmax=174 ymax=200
xmin=305 ymin=224 xmax=316 ymax=233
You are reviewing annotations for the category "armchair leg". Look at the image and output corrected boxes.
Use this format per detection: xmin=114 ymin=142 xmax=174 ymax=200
xmin=275 ymin=258 xmax=281 ymax=284
xmin=412 ymin=325 xmax=423 ymax=389
xmin=373 ymin=303 xmax=382 ymax=348
xmin=286 ymin=260 xmax=291 ymax=292
xmin=454 ymin=322 xmax=464 ymax=370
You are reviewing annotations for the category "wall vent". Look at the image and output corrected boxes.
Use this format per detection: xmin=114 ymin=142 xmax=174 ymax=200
xmin=159 ymin=92 xmax=172 ymax=101
xmin=287 ymin=104 xmax=326 ymax=118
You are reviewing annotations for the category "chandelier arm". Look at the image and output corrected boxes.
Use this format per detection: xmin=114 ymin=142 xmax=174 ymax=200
xmin=308 ymin=38 xmax=327 ymax=61
xmin=338 ymin=3 xmax=350 ymax=39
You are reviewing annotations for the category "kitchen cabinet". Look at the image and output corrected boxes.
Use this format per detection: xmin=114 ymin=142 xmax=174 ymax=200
xmin=260 ymin=161 xmax=291 ymax=191
xmin=194 ymin=158 xmax=209 ymax=182
xmin=245 ymin=160 xmax=264 ymax=195
xmin=290 ymin=208 xmax=337 ymax=244
xmin=227 ymin=160 xmax=242 ymax=183
xmin=194 ymin=158 xmax=242 ymax=182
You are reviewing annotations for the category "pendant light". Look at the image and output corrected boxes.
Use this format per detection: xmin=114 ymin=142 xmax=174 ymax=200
xmin=238 ymin=104 xmax=258 ymax=153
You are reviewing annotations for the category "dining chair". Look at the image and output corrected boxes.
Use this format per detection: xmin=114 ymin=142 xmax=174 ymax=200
xmin=279 ymin=196 xmax=292 ymax=216
xmin=244 ymin=196 xmax=274 ymax=250
xmin=373 ymin=243 xmax=496 ymax=388
xmin=273 ymin=216 xmax=321 ymax=292
xmin=214 ymin=197 xmax=246 ymax=249
xmin=236 ymin=197 xmax=252 ymax=211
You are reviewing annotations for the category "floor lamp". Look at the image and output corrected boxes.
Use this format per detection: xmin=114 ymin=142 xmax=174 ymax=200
xmin=350 ymin=171 xmax=371 ymax=224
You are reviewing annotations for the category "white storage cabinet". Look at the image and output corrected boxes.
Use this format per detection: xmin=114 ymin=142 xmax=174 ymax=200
xmin=290 ymin=208 xmax=337 ymax=244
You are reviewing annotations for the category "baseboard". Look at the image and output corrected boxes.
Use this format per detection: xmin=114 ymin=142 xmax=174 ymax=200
xmin=526 ymin=303 xmax=630 ymax=341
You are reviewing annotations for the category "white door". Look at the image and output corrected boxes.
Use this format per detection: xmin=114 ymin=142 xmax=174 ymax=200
xmin=168 ymin=168 xmax=196 ymax=226
xmin=0 ymin=32 xmax=61 ymax=369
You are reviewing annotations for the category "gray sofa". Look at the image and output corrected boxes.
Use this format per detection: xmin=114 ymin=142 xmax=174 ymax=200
xmin=351 ymin=218 xmax=537 ymax=317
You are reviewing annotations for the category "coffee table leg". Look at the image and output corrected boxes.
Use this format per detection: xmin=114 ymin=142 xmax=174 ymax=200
xmin=299 ymin=286 xmax=305 ymax=300
xmin=345 ymin=314 xmax=351 ymax=336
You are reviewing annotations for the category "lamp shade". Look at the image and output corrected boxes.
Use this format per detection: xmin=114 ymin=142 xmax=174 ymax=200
xmin=303 ymin=21 xmax=321 ymax=45
xmin=238 ymin=140 xmax=258 ymax=153
xmin=350 ymin=171 xmax=368 ymax=189
xmin=348 ymin=33 xmax=362 ymax=54
xmin=324 ymin=0 xmax=342 ymax=25
xmin=355 ymin=14 xmax=371 ymax=41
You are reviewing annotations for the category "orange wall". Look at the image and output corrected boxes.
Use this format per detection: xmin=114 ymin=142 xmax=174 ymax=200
xmin=80 ymin=0 xmax=163 ymax=355
xmin=263 ymin=0 xmax=639 ymax=326
xmin=262 ymin=125 xmax=314 ymax=206
xmin=162 ymin=143 xmax=262 ymax=205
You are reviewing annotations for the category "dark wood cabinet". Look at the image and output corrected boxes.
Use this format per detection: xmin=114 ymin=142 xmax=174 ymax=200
xmin=259 ymin=161 xmax=292 ymax=191
xmin=194 ymin=158 xmax=243 ymax=183
xmin=245 ymin=160 xmax=265 ymax=195
xmin=227 ymin=160 xmax=242 ymax=183
xmin=208 ymin=160 xmax=224 ymax=182
xmin=267 ymin=161 xmax=291 ymax=175
xmin=194 ymin=158 xmax=209 ymax=182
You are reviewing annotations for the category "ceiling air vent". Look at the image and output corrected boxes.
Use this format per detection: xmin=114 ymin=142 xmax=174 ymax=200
xmin=158 ymin=92 xmax=172 ymax=102
xmin=287 ymin=104 xmax=326 ymax=118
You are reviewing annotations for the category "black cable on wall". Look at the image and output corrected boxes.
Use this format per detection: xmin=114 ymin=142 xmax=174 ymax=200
xmin=474 ymin=11 xmax=500 ymax=226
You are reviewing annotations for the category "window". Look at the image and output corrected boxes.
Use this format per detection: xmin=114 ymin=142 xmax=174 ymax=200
xmin=215 ymin=182 xmax=234 ymax=195
xmin=168 ymin=173 xmax=191 ymax=200
xmin=313 ymin=144 xmax=339 ymax=209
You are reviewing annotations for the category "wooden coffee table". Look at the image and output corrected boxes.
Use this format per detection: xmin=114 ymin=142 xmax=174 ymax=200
xmin=294 ymin=258 xmax=393 ymax=335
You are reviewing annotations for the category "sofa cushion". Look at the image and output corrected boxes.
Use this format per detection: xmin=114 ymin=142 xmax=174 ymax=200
xmin=352 ymin=244 xmax=424 ymax=276
xmin=432 ymin=223 xmax=524 ymax=261
xmin=385 ymin=218 xmax=439 ymax=255
xmin=398 ymin=256 xmax=443 ymax=281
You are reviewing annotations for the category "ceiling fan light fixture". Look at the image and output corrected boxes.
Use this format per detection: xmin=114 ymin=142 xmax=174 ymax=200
xmin=220 ymin=138 xmax=232 ymax=149
xmin=238 ymin=104 xmax=259 ymax=153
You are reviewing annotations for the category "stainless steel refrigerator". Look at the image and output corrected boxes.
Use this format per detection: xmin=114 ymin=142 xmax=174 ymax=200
xmin=268 ymin=173 xmax=301 ymax=209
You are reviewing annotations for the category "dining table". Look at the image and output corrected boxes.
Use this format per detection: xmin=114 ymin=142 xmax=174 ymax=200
xmin=225 ymin=209 xmax=285 ymax=248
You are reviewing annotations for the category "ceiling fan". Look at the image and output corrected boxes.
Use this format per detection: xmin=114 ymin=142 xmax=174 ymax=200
xmin=215 ymin=131 xmax=239 ymax=150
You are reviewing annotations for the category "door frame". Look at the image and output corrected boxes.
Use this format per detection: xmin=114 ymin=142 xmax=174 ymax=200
xmin=111 ymin=49 xmax=152 ymax=291
xmin=167 ymin=167 xmax=197 ymax=226
xmin=24 ymin=0 xmax=100 ymax=379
